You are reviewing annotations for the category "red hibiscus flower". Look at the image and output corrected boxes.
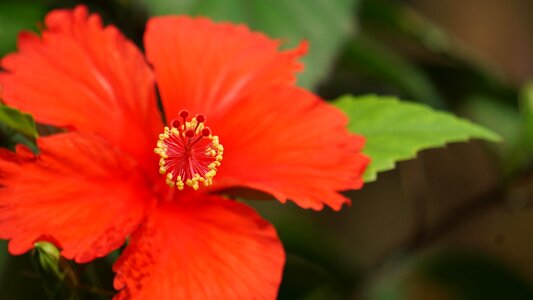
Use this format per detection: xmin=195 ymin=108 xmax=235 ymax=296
xmin=0 ymin=5 xmax=368 ymax=299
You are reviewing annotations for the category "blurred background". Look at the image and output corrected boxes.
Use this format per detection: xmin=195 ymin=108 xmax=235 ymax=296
xmin=0 ymin=0 xmax=532 ymax=299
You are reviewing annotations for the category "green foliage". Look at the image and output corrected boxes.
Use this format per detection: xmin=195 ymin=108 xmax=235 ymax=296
xmin=33 ymin=243 xmax=64 ymax=284
xmin=358 ymin=0 xmax=511 ymax=95
xmin=0 ymin=0 xmax=49 ymax=56
xmin=0 ymin=105 xmax=38 ymax=151
xmin=0 ymin=105 xmax=38 ymax=139
xmin=340 ymin=35 xmax=444 ymax=108
xmin=359 ymin=0 xmax=452 ymax=53
xmin=368 ymin=250 xmax=533 ymax=300
xmin=32 ymin=243 xmax=79 ymax=300
xmin=142 ymin=0 xmax=359 ymax=89
xmin=352 ymin=0 xmax=516 ymax=111
xmin=417 ymin=251 xmax=533 ymax=300
xmin=0 ymin=241 xmax=46 ymax=299
xmin=519 ymin=82 xmax=533 ymax=158
xmin=0 ymin=1 xmax=43 ymax=151
xmin=334 ymin=94 xmax=501 ymax=182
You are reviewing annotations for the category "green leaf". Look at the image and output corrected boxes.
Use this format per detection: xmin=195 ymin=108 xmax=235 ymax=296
xmin=334 ymin=94 xmax=501 ymax=182
xmin=0 ymin=105 xmax=38 ymax=139
xmin=142 ymin=0 xmax=359 ymax=89
xmin=0 ymin=105 xmax=38 ymax=151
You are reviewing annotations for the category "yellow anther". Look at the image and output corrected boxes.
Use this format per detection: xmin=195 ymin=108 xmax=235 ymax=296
xmin=166 ymin=178 xmax=175 ymax=187
xmin=196 ymin=123 xmax=205 ymax=133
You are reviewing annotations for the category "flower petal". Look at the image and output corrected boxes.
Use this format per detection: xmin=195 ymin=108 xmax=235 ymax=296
xmin=113 ymin=196 xmax=284 ymax=300
xmin=0 ymin=6 xmax=161 ymax=168
xmin=144 ymin=16 xmax=307 ymax=122
xmin=0 ymin=133 xmax=153 ymax=263
xmin=213 ymin=86 xmax=369 ymax=211
xmin=143 ymin=16 xmax=366 ymax=209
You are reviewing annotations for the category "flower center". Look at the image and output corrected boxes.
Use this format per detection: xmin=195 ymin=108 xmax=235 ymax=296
xmin=154 ymin=110 xmax=223 ymax=190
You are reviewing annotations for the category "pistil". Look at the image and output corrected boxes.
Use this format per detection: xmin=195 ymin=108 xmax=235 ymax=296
xmin=154 ymin=110 xmax=223 ymax=190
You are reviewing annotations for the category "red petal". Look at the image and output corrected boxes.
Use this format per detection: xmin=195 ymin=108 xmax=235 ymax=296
xmin=113 ymin=196 xmax=284 ymax=300
xmin=143 ymin=16 xmax=366 ymax=210
xmin=0 ymin=6 xmax=161 ymax=169
xmin=213 ymin=87 xmax=369 ymax=211
xmin=144 ymin=16 xmax=306 ymax=122
xmin=0 ymin=133 xmax=153 ymax=263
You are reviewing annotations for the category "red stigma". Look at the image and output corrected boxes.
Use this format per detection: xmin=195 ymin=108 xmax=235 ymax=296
xmin=201 ymin=128 xmax=211 ymax=137
xmin=196 ymin=114 xmax=205 ymax=123
xmin=179 ymin=109 xmax=189 ymax=119
xmin=171 ymin=119 xmax=181 ymax=129
xmin=185 ymin=129 xmax=195 ymax=138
